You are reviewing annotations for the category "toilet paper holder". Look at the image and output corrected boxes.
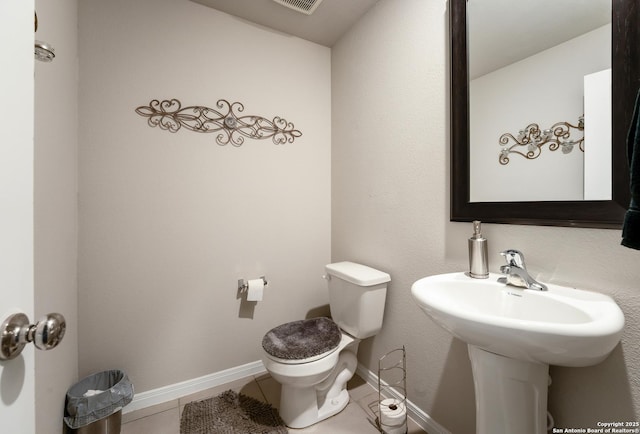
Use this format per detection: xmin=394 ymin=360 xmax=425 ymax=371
xmin=238 ymin=276 xmax=268 ymax=292
xmin=375 ymin=346 xmax=408 ymax=434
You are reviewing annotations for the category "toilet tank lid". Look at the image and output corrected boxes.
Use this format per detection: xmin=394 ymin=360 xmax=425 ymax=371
xmin=325 ymin=261 xmax=390 ymax=286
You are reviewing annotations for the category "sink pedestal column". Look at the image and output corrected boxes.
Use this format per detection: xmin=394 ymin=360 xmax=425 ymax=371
xmin=468 ymin=345 xmax=548 ymax=434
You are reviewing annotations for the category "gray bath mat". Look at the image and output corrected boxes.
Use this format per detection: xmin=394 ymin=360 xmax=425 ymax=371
xmin=180 ymin=390 xmax=288 ymax=434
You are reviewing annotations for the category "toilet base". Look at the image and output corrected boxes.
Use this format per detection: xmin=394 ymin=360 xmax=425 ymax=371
xmin=277 ymin=341 xmax=358 ymax=429
xmin=280 ymin=385 xmax=350 ymax=428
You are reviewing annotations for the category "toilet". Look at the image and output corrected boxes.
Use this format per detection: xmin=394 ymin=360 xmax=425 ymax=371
xmin=261 ymin=261 xmax=390 ymax=428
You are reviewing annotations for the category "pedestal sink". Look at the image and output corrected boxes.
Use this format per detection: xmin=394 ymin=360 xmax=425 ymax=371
xmin=411 ymin=272 xmax=624 ymax=434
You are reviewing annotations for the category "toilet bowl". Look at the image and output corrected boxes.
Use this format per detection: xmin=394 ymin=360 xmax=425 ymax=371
xmin=262 ymin=328 xmax=359 ymax=428
xmin=260 ymin=262 xmax=390 ymax=428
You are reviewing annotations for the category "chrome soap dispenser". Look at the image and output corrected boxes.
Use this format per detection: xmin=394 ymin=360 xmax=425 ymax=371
xmin=468 ymin=220 xmax=489 ymax=278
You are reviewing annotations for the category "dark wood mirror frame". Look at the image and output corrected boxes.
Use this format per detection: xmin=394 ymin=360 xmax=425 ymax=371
xmin=451 ymin=0 xmax=640 ymax=228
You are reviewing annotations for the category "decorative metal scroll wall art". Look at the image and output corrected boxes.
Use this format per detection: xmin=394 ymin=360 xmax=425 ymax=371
xmin=135 ymin=99 xmax=302 ymax=146
xmin=498 ymin=117 xmax=584 ymax=165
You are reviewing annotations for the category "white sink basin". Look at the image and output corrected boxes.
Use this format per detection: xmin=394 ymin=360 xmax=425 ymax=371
xmin=411 ymin=272 xmax=625 ymax=367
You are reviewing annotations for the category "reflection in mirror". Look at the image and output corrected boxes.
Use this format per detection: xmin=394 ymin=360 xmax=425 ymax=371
xmin=468 ymin=0 xmax=611 ymax=202
xmin=450 ymin=0 xmax=638 ymax=228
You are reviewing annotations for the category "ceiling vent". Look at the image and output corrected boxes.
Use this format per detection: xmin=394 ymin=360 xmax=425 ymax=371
xmin=272 ymin=0 xmax=324 ymax=15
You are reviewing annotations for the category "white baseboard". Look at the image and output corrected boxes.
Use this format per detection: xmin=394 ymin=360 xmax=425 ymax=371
xmin=355 ymin=363 xmax=451 ymax=434
xmin=124 ymin=359 xmax=449 ymax=434
xmin=124 ymin=360 xmax=267 ymax=414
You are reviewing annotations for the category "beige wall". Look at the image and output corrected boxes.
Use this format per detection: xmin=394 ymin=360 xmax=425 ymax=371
xmin=332 ymin=1 xmax=640 ymax=433
xmin=34 ymin=0 xmax=79 ymax=433
xmin=78 ymin=0 xmax=331 ymax=393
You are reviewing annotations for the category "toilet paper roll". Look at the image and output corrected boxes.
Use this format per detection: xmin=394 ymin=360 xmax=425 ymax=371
xmin=380 ymin=398 xmax=407 ymax=434
xmin=246 ymin=278 xmax=264 ymax=301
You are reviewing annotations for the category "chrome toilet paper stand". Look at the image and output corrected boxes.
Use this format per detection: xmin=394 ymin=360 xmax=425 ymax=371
xmin=375 ymin=346 xmax=408 ymax=434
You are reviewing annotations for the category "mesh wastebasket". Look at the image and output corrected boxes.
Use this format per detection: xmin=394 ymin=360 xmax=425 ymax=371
xmin=64 ymin=370 xmax=134 ymax=434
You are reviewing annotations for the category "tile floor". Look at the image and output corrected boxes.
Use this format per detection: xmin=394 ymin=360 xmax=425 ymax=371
xmin=121 ymin=373 xmax=428 ymax=433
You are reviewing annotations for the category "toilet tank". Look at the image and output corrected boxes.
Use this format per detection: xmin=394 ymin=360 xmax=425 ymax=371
xmin=325 ymin=261 xmax=390 ymax=339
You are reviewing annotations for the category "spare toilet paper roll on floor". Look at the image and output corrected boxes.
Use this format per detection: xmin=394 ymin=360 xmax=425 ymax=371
xmin=380 ymin=398 xmax=407 ymax=434
xmin=246 ymin=278 xmax=265 ymax=301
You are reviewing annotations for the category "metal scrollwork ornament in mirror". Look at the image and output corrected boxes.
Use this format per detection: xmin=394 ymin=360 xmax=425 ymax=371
xmin=135 ymin=99 xmax=302 ymax=146
xmin=499 ymin=117 xmax=584 ymax=165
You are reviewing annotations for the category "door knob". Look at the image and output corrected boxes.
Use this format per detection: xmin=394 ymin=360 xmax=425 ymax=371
xmin=0 ymin=312 xmax=66 ymax=360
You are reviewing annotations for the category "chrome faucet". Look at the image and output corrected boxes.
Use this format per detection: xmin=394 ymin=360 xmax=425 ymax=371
xmin=499 ymin=249 xmax=548 ymax=291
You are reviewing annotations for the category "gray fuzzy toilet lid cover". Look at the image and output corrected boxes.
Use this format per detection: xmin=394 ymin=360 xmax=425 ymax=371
xmin=262 ymin=317 xmax=341 ymax=360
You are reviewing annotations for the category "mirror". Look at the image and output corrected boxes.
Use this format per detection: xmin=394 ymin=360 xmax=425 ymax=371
xmin=469 ymin=1 xmax=611 ymax=203
xmin=451 ymin=0 xmax=639 ymax=228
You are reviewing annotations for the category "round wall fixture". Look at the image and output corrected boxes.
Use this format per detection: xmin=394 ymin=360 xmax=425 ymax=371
xmin=35 ymin=40 xmax=55 ymax=62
